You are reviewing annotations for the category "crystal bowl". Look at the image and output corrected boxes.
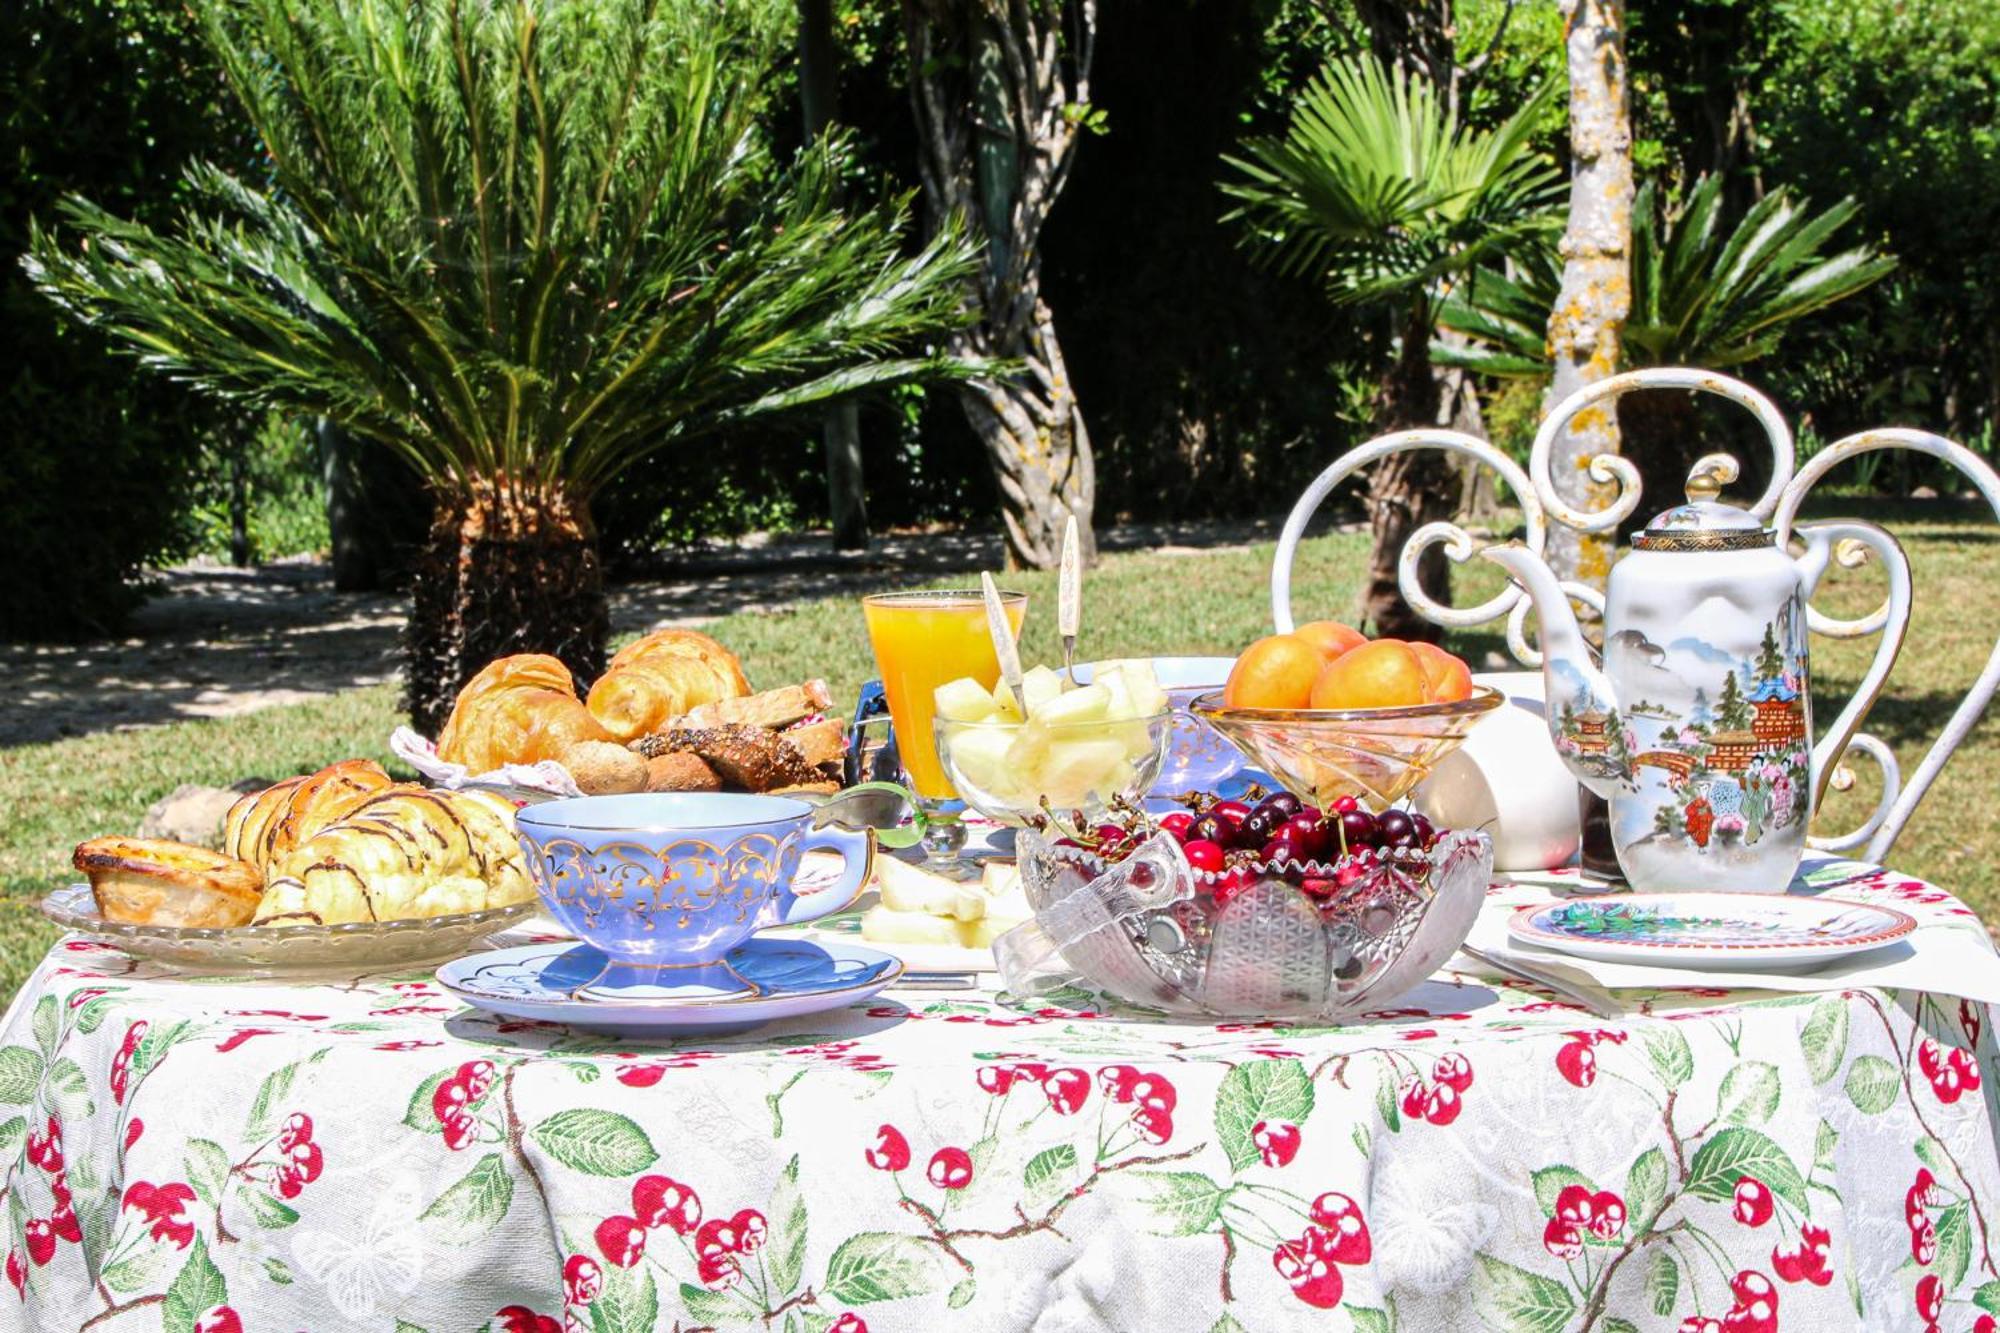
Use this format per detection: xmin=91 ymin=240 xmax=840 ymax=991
xmin=1072 ymin=657 xmax=1244 ymax=795
xmin=934 ymin=709 xmax=1172 ymax=826
xmin=999 ymin=828 xmax=1493 ymax=1019
xmin=1191 ymin=686 xmax=1504 ymax=812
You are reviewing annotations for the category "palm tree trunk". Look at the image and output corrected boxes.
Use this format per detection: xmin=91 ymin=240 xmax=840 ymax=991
xmin=1363 ymin=312 xmax=1451 ymax=642
xmin=404 ymin=480 xmax=609 ymax=735
xmin=957 ymin=297 xmax=1096 ymax=570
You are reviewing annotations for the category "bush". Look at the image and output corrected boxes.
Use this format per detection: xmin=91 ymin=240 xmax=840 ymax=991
xmin=0 ymin=0 xmax=243 ymax=637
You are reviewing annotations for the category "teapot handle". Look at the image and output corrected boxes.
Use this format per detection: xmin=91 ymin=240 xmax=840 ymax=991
xmin=1795 ymin=522 xmax=1912 ymax=819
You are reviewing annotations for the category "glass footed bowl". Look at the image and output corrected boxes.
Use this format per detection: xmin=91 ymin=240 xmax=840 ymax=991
xmin=1191 ymin=686 xmax=1503 ymax=813
xmin=934 ymin=709 xmax=1171 ymax=826
xmin=1000 ymin=828 xmax=1494 ymax=1020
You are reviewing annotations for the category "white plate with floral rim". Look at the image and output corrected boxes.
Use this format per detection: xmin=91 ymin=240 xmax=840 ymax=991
xmin=42 ymin=883 xmax=535 ymax=973
xmin=1507 ymin=893 xmax=1917 ymax=969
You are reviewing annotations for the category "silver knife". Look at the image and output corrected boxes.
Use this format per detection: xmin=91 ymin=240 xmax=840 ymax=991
xmin=1059 ymin=515 xmax=1082 ymax=682
xmin=982 ymin=571 xmax=1025 ymax=705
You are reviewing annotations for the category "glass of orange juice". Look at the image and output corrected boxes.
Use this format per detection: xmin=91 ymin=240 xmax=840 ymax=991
xmin=863 ymin=588 xmax=1027 ymax=865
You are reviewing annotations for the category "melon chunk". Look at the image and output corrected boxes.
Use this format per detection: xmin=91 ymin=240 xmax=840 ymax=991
xmin=933 ymin=676 xmax=999 ymax=723
xmin=1020 ymin=665 xmax=1067 ymax=717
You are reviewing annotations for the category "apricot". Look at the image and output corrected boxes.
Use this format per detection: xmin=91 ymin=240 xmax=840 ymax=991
xmin=1409 ymin=641 xmax=1474 ymax=703
xmin=1225 ymin=634 xmax=1324 ymax=710
xmin=1290 ymin=620 xmax=1368 ymax=661
xmin=1309 ymin=639 xmax=1429 ymax=710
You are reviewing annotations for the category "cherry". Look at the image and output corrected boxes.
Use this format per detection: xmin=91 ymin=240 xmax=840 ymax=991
xmin=1262 ymin=792 xmax=1304 ymax=819
xmin=1978 ymin=1318 xmax=1998 ymax=1333
xmin=193 ymin=1308 xmax=243 ymax=1333
xmin=1158 ymin=811 xmax=1195 ymax=842
xmin=441 ymin=1107 xmax=479 ymax=1152
xmin=1586 ymin=1191 xmax=1626 ymax=1239
xmin=1432 ymin=1052 xmax=1473 ymax=1093
xmin=1555 ymin=1040 xmax=1597 ymax=1088
xmin=1772 ymin=1222 xmax=1832 ymax=1286
xmin=1212 ymin=799 xmax=1253 ymax=824
xmin=1240 ymin=808 xmax=1284 ymax=844
xmin=1678 ymin=1320 xmax=1722 ymax=1333
xmin=1409 ymin=812 xmax=1437 ymax=847
xmin=1542 ymin=1216 xmax=1583 ymax=1260
xmin=631 ymin=1176 xmax=701 ymax=1234
xmin=865 ymin=1124 xmax=910 ymax=1173
xmin=49 ymin=1197 xmax=79 ymax=1244
xmin=1307 ymin=1193 xmax=1371 ymax=1264
xmin=1376 ymin=809 xmax=1416 ymax=847
xmin=1911 ymin=1211 xmax=1937 ymax=1264
xmin=1131 ymin=1106 xmax=1174 ymax=1144
xmin=1096 ymin=1065 xmax=1139 ymax=1101
xmin=1723 ymin=1270 xmax=1778 ymax=1333
xmin=594 ymin=1216 xmax=646 ymax=1268
xmin=1251 ymin=1120 xmax=1301 ymax=1167
xmin=976 ymin=1065 xmax=1019 ymax=1096
xmin=1328 ymin=794 xmax=1360 ymax=814
xmin=1127 ymin=1072 xmax=1177 ymax=1113
xmin=1554 ymin=1184 xmax=1597 ymax=1232
xmin=727 ymin=1209 xmax=768 ymax=1254
xmin=1399 ymin=1076 xmax=1429 ymax=1119
xmin=1300 ymin=876 xmax=1339 ymax=899
xmin=457 ymin=1060 xmax=497 ymax=1101
xmin=1916 ymin=1273 xmax=1944 ymax=1323
xmin=1423 ymin=1082 xmax=1462 ymax=1125
xmin=1260 ymin=836 xmax=1302 ymax=866
xmin=1949 ymin=1044 xmax=1982 ymax=1090
xmin=278 ymin=1113 xmax=313 ymax=1153
xmin=564 ymin=1254 xmax=604 ymax=1305
xmin=830 ymin=1316 xmax=869 ymax=1333
xmin=1212 ymin=868 xmax=1253 ymax=904
xmin=927 ymin=1147 xmax=974 ymax=1191
xmin=1272 ymin=1230 xmax=1344 ymax=1309
xmin=1732 ymin=1176 xmax=1774 ymax=1227
xmin=1182 ymin=839 xmax=1227 ymax=873
xmin=1918 ymin=1037 xmax=1945 ymax=1080
xmin=1337 ymin=810 xmax=1378 ymax=851
xmin=1279 ymin=815 xmax=1329 ymax=860
xmin=1042 ymin=1068 xmax=1091 ymax=1115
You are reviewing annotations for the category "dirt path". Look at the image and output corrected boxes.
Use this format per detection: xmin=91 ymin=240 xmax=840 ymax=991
xmin=2 ymin=518 xmax=1283 ymax=747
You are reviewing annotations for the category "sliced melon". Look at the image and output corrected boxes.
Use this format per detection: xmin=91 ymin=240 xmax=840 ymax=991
xmin=874 ymin=856 xmax=986 ymax=920
xmin=989 ymin=678 xmax=1024 ymax=723
xmin=946 ymin=725 xmax=1018 ymax=800
xmin=860 ymin=904 xmax=965 ymax=947
xmin=1034 ymin=682 xmax=1112 ymax=726
xmin=1020 ymin=664 xmax=1067 ymax=717
xmin=933 ymin=676 xmax=1000 ymax=723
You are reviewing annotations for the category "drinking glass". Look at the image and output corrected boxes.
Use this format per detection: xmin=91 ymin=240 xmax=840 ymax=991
xmin=862 ymin=588 xmax=1027 ymax=867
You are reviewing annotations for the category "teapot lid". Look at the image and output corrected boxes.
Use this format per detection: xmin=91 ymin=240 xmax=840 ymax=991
xmin=1633 ymin=456 xmax=1774 ymax=552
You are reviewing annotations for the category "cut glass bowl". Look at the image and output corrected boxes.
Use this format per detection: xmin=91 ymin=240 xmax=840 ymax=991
xmin=1191 ymin=686 xmax=1503 ymax=813
xmin=935 ymin=709 xmax=1171 ymax=826
xmin=999 ymin=827 xmax=1493 ymax=1020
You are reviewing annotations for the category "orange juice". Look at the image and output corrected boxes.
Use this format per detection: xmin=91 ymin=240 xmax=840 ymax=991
xmin=863 ymin=590 xmax=1027 ymax=798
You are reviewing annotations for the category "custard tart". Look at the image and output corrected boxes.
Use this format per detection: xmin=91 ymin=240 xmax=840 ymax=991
xmin=72 ymin=837 xmax=264 ymax=928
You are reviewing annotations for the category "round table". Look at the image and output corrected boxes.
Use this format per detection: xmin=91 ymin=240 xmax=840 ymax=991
xmin=4 ymin=864 xmax=1998 ymax=1333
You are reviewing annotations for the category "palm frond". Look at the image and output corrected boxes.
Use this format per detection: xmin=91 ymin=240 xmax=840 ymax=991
xmin=1438 ymin=173 xmax=1896 ymax=375
xmin=24 ymin=0 xmax=982 ymax=501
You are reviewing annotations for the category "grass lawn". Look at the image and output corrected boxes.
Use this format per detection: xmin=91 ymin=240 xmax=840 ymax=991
xmin=2 ymin=502 xmax=1993 ymax=1006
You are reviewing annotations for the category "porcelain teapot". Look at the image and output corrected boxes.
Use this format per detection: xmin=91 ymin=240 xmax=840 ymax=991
xmin=1482 ymin=458 xmax=1911 ymax=893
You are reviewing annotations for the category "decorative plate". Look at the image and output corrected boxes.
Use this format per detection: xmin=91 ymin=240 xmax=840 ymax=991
xmin=42 ymin=883 xmax=535 ymax=973
xmin=1507 ymin=893 xmax=1917 ymax=969
xmin=437 ymin=938 xmax=903 ymax=1036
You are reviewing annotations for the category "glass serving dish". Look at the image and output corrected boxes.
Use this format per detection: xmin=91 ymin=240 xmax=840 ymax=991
xmin=997 ymin=827 xmax=1493 ymax=1019
xmin=1191 ymin=686 xmax=1503 ymax=812
xmin=41 ymin=883 xmax=535 ymax=974
xmin=934 ymin=709 xmax=1172 ymax=826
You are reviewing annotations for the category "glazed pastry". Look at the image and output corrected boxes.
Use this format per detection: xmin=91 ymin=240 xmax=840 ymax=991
xmin=436 ymin=655 xmax=613 ymax=772
xmin=586 ymin=629 xmax=751 ymax=742
xmin=255 ymin=786 xmax=532 ymax=926
xmin=73 ymin=837 xmax=264 ymax=928
xmin=223 ymin=759 xmax=395 ymax=874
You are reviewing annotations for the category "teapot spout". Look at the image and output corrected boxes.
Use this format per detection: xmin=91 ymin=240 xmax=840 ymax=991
xmin=1479 ymin=543 xmax=1630 ymax=799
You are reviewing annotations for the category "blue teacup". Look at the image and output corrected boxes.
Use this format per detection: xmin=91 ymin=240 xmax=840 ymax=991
xmin=514 ymin=793 xmax=873 ymax=995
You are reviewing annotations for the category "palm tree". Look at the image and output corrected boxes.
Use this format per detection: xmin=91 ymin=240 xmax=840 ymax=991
xmin=1222 ymin=56 xmax=1562 ymax=638
xmin=1438 ymin=173 xmax=1895 ymax=517
xmin=25 ymin=0 xmax=984 ymax=731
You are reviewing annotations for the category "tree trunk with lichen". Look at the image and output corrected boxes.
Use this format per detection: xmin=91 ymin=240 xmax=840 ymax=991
xmin=404 ymin=480 xmax=608 ymax=735
xmin=903 ymin=0 xmax=1098 ymax=570
xmin=1545 ymin=0 xmax=1633 ymax=593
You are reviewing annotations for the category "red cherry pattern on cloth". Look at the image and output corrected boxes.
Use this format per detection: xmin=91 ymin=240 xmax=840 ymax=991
xmin=1678 ymin=1320 xmax=1722 ymax=1333
xmin=829 ymin=1314 xmax=869 ymax=1333
xmin=927 ymin=1147 xmax=974 ymax=1191
xmin=864 ymin=1125 xmax=910 ymax=1173
xmin=109 ymin=1020 xmax=147 ymax=1105
xmin=1771 ymin=1222 xmax=1833 ymax=1287
xmin=1917 ymin=1037 xmax=1983 ymax=1104
xmin=1553 ymin=1185 xmax=1627 ymax=1242
xmin=1556 ymin=1039 xmax=1597 ymax=1088
xmin=193 ymin=1307 xmax=243 ymax=1333
xmin=4 ymin=1249 xmax=21 ymax=1298
xmin=1088 ymin=1066 xmax=1178 ymax=1145
xmin=562 ymin=1254 xmax=603 ymax=1306
xmin=1252 ymin=1121 xmax=1300 ymax=1168
xmin=1543 ymin=1215 xmax=1584 ymax=1261
xmin=1271 ymin=1228 xmax=1344 ymax=1309
xmin=432 ymin=1059 xmax=499 ymax=1152
xmin=1307 ymin=1193 xmax=1371 ymax=1265
xmin=691 ymin=1209 xmax=768 ymax=1290
xmin=121 ymin=1181 xmax=196 ymax=1249
xmin=631 ymin=1176 xmax=702 ymax=1235
xmin=593 ymin=1216 xmax=646 ymax=1269
xmin=274 ymin=1112 xmax=325 ymax=1200
xmin=1722 ymin=1269 xmax=1777 ymax=1333
xmin=1042 ymin=1068 xmax=1090 ymax=1115
xmin=1916 ymin=1272 xmax=1944 ymax=1323
xmin=1733 ymin=1176 xmax=1774 ymax=1227
xmin=495 ymin=1307 xmax=561 ymax=1333
xmin=1432 ymin=1052 xmax=1474 ymax=1093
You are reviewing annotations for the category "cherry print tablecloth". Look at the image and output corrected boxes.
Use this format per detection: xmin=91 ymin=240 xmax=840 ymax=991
xmin=3 ymin=864 xmax=2000 ymax=1333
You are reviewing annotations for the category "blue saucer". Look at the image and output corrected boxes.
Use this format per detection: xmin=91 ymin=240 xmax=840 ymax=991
xmin=437 ymin=937 xmax=904 ymax=1037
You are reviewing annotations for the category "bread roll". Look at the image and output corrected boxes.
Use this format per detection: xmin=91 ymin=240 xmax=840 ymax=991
xmin=643 ymin=752 xmax=724 ymax=792
xmin=586 ymin=629 xmax=750 ymax=742
xmin=74 ymin=838 xmax=263 ymax=928
xmin=437 ymin=655 xmax=613 ymax=772
xmin=565 ymin=741 xmax=649 ymax=795
xmin=223 ymin=759 xmax=395 ymax=874
xmin=255 ymin=786 xmax=532 ymax=926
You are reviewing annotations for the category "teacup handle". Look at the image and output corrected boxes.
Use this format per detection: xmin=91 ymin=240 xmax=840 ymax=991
xmin=761 ymin=826 xmax=876 ymax=928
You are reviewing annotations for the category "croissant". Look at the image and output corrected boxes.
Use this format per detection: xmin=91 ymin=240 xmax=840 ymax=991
xmin=437 ymin=654 xmax=614 ymax=773
xmin=255 ymin=786 xmax=533 ymax=925
xmin=586 ymin=629 xmax=751 ymax=742
xmin=223 ymin=759 xmax=395 ymax=874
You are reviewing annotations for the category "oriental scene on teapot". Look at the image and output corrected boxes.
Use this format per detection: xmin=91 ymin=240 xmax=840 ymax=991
xmin=1553 ymin=601 xmax=1813 ymax=887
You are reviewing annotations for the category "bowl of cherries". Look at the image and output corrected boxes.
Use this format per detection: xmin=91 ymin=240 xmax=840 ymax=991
xmin=998 ymin=788 xmax=1493 ymax=1020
